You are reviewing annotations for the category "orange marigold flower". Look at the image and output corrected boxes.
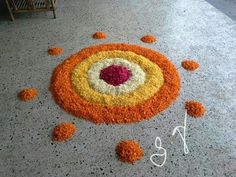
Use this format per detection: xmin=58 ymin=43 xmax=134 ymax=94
xmin=52 ymin=122 xmax=76 ymax=141
xmin=48 ymin=47 xmax=63 ymax=55
xmin=140 ymin=35 xmax=157 ymax=43
xmin=18 ymin=88 xmax=38 ymax=101
xmin=116 ymin=140 xmax=144 ymax=164
xmin=92 ymin=32 xmax=107 ymax=39
xmin=181 ymin=60 xmax=199 ymax=71
xmin=185 ymin=101 xmax=205 ymax=118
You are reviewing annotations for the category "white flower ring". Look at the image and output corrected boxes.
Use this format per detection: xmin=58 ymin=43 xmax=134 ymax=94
xmin=87 ymin=58 xmax=146 ymax=95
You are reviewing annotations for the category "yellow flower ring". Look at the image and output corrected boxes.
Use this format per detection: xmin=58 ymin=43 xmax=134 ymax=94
xmin=71 ymin=51 xmax=164 ymax=106
xmin=50 ymin=43 xmax=180 ymax=124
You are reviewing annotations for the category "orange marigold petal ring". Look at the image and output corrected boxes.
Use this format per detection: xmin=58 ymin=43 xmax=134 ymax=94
xmin=50 ymin=43 xmax=181 ymax=124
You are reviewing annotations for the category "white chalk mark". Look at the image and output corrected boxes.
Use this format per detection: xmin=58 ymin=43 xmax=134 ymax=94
xmin=172 ymin=111 xmax=189 ymax=154
xmin=150 ymin=136 xmax=167 ymax=167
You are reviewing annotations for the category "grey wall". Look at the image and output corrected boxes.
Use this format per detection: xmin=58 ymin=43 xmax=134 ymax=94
xmin=206 ymin=0 xmax=236 ymax=21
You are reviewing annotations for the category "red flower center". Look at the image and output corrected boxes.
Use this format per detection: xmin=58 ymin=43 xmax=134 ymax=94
xmin=100 ymin=65 xmax=131 ymax=86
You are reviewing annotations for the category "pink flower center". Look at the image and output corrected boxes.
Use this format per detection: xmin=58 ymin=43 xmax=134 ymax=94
xmin=99 ymin=65 xmax=131 ymax=86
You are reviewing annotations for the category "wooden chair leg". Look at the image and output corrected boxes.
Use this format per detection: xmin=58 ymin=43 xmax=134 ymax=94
xmin=53 ymin=9 xmax=56 ymax=19
xmin=51 ymin=0 xmax=56 ymax=18
xmin=5 ymin=0 xmax=15 ymax=21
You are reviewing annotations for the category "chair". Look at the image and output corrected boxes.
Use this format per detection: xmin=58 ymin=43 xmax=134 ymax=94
xmin=5 ymin=0 xmax=56 ymax=21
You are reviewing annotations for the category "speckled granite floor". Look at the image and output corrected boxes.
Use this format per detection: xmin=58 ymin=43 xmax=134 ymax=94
xmin=0 ymin=0 xmax=235 ymax=177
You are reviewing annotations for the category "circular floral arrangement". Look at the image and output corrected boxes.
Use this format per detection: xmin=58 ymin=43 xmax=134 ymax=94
xmin=50 ymin=43 xmax=180 ymax=124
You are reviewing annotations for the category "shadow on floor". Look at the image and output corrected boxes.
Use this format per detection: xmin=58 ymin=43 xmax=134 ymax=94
xmin=0 ymin=1 xmax=11 ymax=21
xmin=206 ymin=0 xmax=236 ymax=21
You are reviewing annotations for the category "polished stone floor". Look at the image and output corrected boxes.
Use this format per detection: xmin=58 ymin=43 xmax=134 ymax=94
xmin=0 ymin=0 xmax=235 ymax=177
